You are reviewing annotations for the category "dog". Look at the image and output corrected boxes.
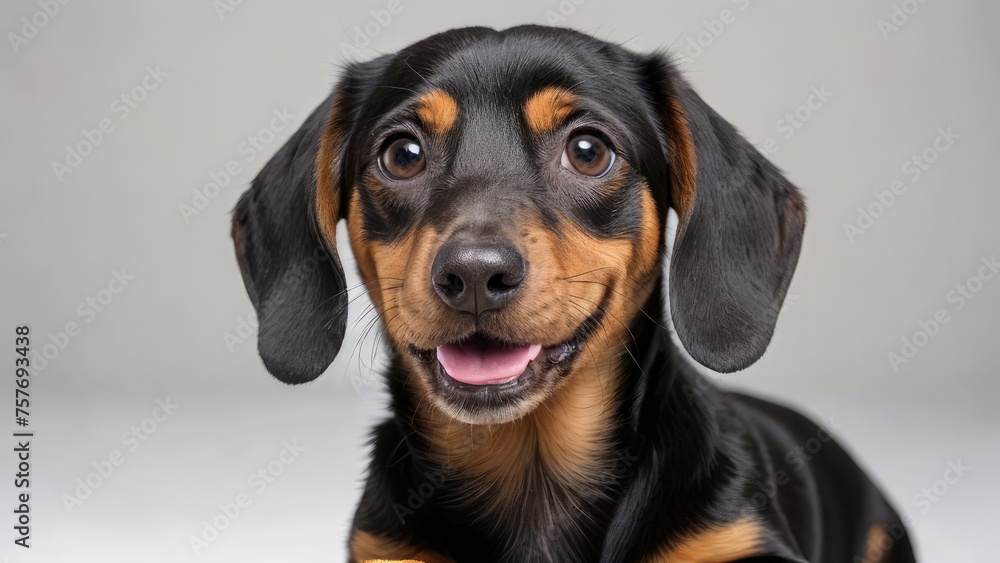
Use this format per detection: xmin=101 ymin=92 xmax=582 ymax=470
xmin=231 ymin=25 xmax=916 ymax=563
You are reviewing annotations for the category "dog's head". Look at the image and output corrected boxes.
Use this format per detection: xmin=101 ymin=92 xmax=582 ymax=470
xmin=232 ymin=26 xmax=804 ymax=424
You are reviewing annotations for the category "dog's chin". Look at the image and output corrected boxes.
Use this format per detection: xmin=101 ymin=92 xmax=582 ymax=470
xmin=407 ymin=310 xmax=603 ymax=425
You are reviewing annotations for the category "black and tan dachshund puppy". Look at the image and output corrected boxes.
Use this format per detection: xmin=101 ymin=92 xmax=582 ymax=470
xmin=231 ymin=26 xmax=916 ymax=563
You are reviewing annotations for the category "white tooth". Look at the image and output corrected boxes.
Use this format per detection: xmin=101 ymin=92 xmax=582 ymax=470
xmin=547 ymin=343 xmax=574 ymax=363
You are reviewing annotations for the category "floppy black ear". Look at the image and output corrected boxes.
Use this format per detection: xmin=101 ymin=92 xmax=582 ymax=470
xmin=232 ymin=58 xmax=392 ymax=384
xmin=231 ymin=92 xmax=349 ymax=384
xmin=645 ymin=56 xmax=806 ymax=373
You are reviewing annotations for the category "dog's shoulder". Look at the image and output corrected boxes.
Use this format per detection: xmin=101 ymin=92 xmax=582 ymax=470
xmin=724 ymin=391 xmax=911 ymax=562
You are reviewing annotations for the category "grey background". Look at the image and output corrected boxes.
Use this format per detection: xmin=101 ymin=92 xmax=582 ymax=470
xmin=1 ymin=0 xmax=997 ymax=561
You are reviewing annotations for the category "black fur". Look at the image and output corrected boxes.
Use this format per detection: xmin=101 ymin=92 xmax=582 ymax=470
xmin=232 ymin=95 xmax=348 ymax=384
xmin=231 ymin=25 xmax=916 ymax=562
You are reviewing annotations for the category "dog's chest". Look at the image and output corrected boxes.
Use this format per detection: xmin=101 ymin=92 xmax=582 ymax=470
xmin=422 ymin=418 xmax=626 ymax=561
xmin=440 ymin=456 xmax=619 ymax=562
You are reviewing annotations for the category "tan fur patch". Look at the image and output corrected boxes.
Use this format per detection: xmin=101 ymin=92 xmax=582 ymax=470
xmin=345 ymin=190 xmax=385 ymax=310
xmin=349 ymin=157 xmax=661 ymax=522
xmin=316 ymin=95 xmax=346 ymax=247
xmin=861 ymin=524 xmax=890 ymax=563
xmin=664 ymin=95 xmax=697 ymax=220
xmin=350 ymin=530 xmax=452 ymax=563
xmin=346 ymin=195 xmax=444 ymax=346
xmin=649 ymin=519 xmax=763 ymax=563
xmin=420 ymin=336 xmax=621 ymax=495
xmin=630 ymin=189 xmax=661 ymax=276
xmin=524 ymin=86 xmax=577 ymax=133
xmin=779 ymin=187 xmax=807 ymax=257
xmin=414 ymin=206 xmax=661 ymax=513
xmin=415 ymin=89 xmax=459 ymax=135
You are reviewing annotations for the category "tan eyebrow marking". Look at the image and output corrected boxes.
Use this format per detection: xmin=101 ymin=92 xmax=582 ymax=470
xmin=415 ymin=88 xmax=459 ymax=135
xmin=524 ymin=86 xmax=578 ymax=133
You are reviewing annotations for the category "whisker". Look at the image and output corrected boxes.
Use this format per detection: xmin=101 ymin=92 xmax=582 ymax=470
xmin=335 ymin=283 xmax=402 ymax=319
xmin=348 ymin=290 xmax=399 ymax=331
xmin=565 ymin=300 xmax=608 ymax=401
xmin=350 ymin=308 xmax=387 ymax=383
xmin=344 ymin=294 xmax=399 ymax=385
xmin=560 ymin=263 xmax=648 ymax=292
xmin=568 ymin=295 xmax=645 ymax=376
xmin=349 ymin=303 xmax=377 ymax=331
xmin=316 ymin=276 xmax=403 ymax=311
xmin=566 ymin=279 xmax=666 ymax=331
xmin=568 ymin=293 xmax=639 ymax=348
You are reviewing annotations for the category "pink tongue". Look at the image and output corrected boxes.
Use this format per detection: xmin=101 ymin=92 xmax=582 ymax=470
xmin=436 ymin=341 xmax=542 ymax=385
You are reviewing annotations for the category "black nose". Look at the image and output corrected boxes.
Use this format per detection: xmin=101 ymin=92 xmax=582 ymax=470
xmin=431 ymin=237 xmax=525 ymax=316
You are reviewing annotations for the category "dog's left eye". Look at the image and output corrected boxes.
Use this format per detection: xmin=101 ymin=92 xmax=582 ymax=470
xmin=380 ymin=136 xmax=426 ymax=180
xmin=561 ymin=133 xmax=615 ymax=177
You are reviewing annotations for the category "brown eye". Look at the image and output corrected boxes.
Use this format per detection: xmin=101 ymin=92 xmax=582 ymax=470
xmin=561 ymin=133 xmax=614 ymax=177
xmin=380 ymin=136 xmax=426 ymax=180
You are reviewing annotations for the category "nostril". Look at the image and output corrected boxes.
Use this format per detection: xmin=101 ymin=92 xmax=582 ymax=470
xmin=486 ymin=273 xmax=507 ymax=292
xmin=486 ymin=272 xmax=520 ymax=293
xmin=431 ymin=235 xmax=525 ymax=314
xmin=437 ymin=274 xmax=465 ymax=298
xmin=445 ymin=274 xmax=465 ymax=295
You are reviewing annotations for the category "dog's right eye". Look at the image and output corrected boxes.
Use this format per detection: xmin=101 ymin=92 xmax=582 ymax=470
xmin=379 ymin=136 xmax=426 ymax=180
xmin=561 ymin=132 xmax=614 ymax=177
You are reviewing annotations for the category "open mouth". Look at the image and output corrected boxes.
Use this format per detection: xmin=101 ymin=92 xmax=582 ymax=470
xmin=436 ymin=337 xmax=543 ymax=386
xmin=409 ymin=307 xmax=604 ymax=393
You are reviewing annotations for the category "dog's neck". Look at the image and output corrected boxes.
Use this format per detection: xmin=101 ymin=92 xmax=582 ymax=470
xmin=383 ymin=286 xmax=732 ymax=557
